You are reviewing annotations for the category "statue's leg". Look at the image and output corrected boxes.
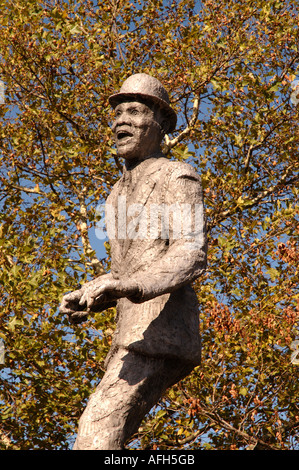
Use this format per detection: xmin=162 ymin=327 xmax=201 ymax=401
xmin=73 ymin=348 xmax=193 ymax=450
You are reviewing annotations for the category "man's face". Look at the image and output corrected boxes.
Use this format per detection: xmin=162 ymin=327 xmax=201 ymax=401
xmin=111 ymin=100 xmax=162 ymax=161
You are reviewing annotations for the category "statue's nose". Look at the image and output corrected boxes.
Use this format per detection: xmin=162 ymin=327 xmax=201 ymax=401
xmin=112 ymin=113 xmax=131 ymax=132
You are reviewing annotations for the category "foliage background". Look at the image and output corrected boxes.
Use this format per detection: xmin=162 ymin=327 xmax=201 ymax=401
xmin=0 ymin=0 xmax=298 ymax=450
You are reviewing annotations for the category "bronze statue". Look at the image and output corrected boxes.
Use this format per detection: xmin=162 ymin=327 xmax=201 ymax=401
xmin=59 ymin=73 xmax=207 ymax=450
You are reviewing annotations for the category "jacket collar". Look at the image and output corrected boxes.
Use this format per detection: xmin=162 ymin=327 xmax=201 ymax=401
xmin=121 ymin=152 xmax=165 ymax=187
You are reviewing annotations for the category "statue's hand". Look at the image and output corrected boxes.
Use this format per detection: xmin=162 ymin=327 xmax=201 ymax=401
xmin=58 ymin=275 xmax=116 ymax=324
xmin=79 ymin=279 xmax=139 ymax=312
xmin=59 ymin=277 xmax=139 ymax=324
xmin=59 ymin=288 xmax=89 ymax=324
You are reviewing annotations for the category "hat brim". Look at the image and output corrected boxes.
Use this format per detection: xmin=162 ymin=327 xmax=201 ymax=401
xmin=109 ymin=92 xmax=177 ymax=133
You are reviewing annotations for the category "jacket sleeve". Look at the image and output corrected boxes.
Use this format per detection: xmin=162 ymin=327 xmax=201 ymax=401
xmin=130 ymin=162 xmax=207 ymax=303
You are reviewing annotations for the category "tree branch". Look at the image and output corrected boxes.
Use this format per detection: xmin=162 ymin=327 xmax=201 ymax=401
xmin=208 ymin=164 xmax=299 ymax=231
xmin=198 ymin=407 xmax=278 ymax=450
xmin=4 ymin=182 xmax=46 ymax=196
xmin=163 ymin=426 xmax=210 ymax=448
xmin=0 ymin=428 xmax=19 ymax=450
xmin=163 ymin=96 xmax=200 ymax=154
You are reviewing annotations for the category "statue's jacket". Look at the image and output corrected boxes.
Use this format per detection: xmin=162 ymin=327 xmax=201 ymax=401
xmin=105 ymin=154 xmax=207 ymax=366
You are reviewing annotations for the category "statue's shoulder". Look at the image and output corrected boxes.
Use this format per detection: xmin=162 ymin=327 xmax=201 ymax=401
xmin=156 ymin=158 xmax=201 ymax=182
xmin=149 ymin=159 xmax=202 ymax=205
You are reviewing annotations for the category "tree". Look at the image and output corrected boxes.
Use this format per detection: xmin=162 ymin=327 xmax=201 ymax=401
xmin=0 ymin=0 xmax=298 ymax=450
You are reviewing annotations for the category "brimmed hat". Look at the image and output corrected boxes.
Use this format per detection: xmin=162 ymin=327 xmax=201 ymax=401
xmin=109 ymin=73 xmax=177 ymax=133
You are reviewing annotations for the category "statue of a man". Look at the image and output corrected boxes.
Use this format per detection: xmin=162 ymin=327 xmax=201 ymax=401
xmin=59 ymin=73 xmax=207 ymax=450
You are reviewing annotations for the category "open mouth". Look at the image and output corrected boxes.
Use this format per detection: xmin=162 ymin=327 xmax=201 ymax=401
xmin=116 ymin=130 xmax=133 ymax=142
